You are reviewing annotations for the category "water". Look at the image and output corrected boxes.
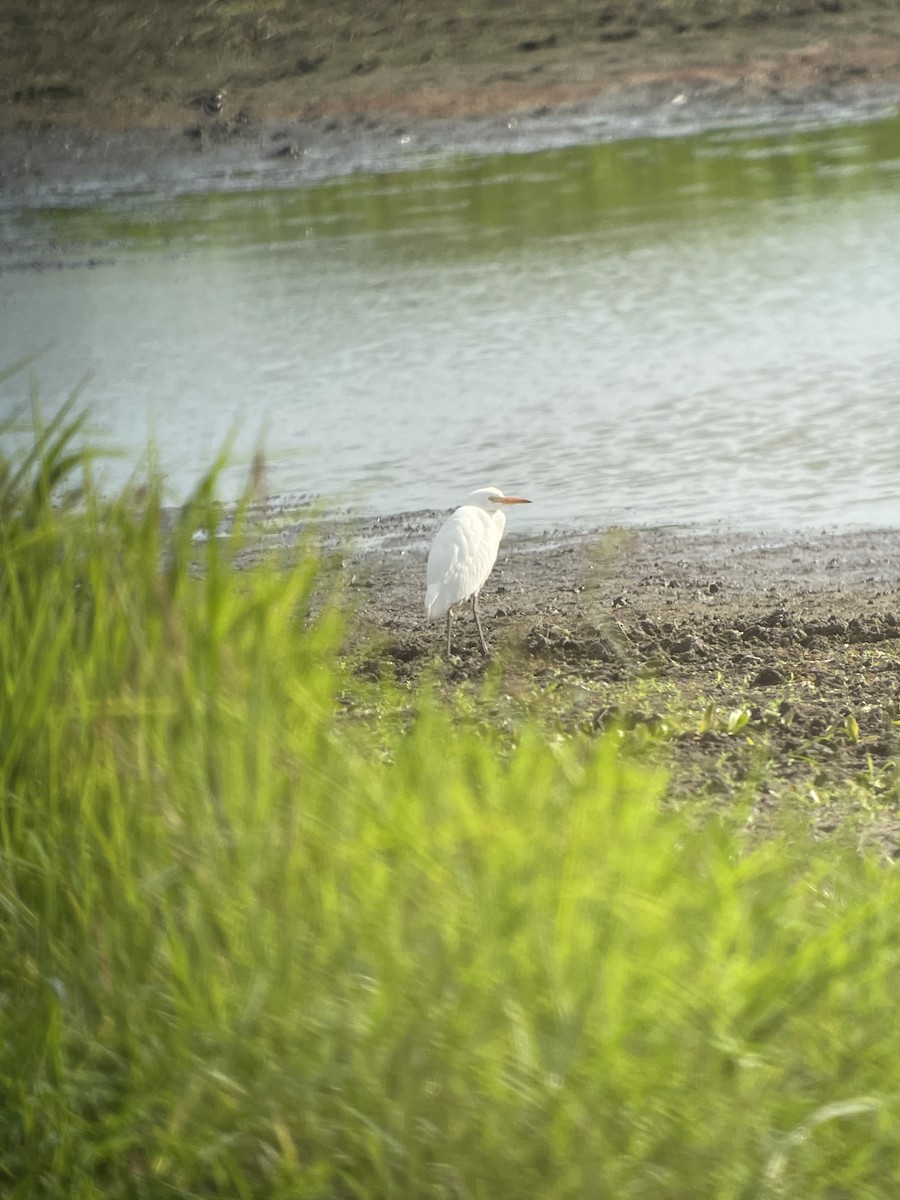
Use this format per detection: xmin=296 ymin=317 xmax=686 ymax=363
xmin=2 ymin=111 xmax=900 ymax=532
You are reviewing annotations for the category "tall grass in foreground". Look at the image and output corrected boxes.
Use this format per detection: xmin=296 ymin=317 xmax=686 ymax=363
xmin=1 ymin=411 xmax=900 ymax=1199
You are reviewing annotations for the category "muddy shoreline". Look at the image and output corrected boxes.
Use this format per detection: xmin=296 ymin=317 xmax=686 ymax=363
xmin=341 ymin=517 xmax=900 ymax=652
xmin=3 ymin=79 xmax=900 ymax=210
xmin=324 ymin=518 xmax=900 ymax=848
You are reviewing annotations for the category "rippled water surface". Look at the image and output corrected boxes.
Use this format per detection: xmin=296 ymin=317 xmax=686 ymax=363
xmin=3 ymin=112 xmax=900 ymax=531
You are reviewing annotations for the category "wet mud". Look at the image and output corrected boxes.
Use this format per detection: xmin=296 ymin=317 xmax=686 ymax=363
xmin=336 ymin=520 xmax=900 ymax=850
xmin=4 ymin=1 xmax=900 ymax=203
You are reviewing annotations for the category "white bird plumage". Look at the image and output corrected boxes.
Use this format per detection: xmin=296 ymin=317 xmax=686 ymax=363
xmin=425 ymin=486 xmax=531 ymax=656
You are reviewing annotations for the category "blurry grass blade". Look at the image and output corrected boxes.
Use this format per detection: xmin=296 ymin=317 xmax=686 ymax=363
xmin=0 ymin=346 xmax=54 ymax=389
xmin=765 ymin=1097 xmax=883 ymax=1184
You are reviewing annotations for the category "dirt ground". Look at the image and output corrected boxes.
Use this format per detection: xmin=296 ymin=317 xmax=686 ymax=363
xmin=5 ymin=0 xmax=900 ymax=131
xmin=318 ymin=517 xmax=900 ymax=852
xmin=3 ymin=0 xmax=900 ymax=193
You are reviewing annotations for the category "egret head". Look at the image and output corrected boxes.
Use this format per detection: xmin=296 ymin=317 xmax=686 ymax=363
xmin=465 ymin=486 xmax=531 ymax=510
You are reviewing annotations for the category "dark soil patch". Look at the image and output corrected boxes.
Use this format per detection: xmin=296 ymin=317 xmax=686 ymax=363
xmin=5 ymin=1 xmax=900 ymax=208
xmin=339 ymin=521 xmax=900 ymax=852
xmin=4 ymin=1 xmax=900 ymax=133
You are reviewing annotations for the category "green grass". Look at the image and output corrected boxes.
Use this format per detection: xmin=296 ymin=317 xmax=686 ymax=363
xmin=2 ymin=403 xmax=900 ymax=1199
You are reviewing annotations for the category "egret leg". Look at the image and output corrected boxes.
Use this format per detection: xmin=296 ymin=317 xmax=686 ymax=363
xmin=446 ymin=609 xmax=453 ymax=657
xmin=472 ymin=593 xmax=490 ymax=656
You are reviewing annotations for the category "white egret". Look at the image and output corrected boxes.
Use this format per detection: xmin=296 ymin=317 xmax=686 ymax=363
xmin=424 ymin=486 xmax=531 ymax=656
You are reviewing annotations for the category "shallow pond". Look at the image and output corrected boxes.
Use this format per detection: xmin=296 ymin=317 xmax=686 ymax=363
xmin=2 ymin=110 xmax=900 ymax=532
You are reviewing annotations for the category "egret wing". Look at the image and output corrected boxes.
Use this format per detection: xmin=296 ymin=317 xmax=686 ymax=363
xmin=425 ymin=507 xmax=502 ymax=620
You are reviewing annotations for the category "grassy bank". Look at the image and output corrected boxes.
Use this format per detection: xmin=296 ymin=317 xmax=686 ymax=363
xmin=2 ymin=409 xmax=900 ymax=1198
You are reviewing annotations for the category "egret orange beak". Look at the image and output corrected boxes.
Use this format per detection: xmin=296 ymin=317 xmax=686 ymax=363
xmin=494 ymin=495 xmax=531 ymax=505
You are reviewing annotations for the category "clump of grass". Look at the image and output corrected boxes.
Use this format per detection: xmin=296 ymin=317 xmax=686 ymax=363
xmin=2 ymin=402 xmax=900 ymax=1199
